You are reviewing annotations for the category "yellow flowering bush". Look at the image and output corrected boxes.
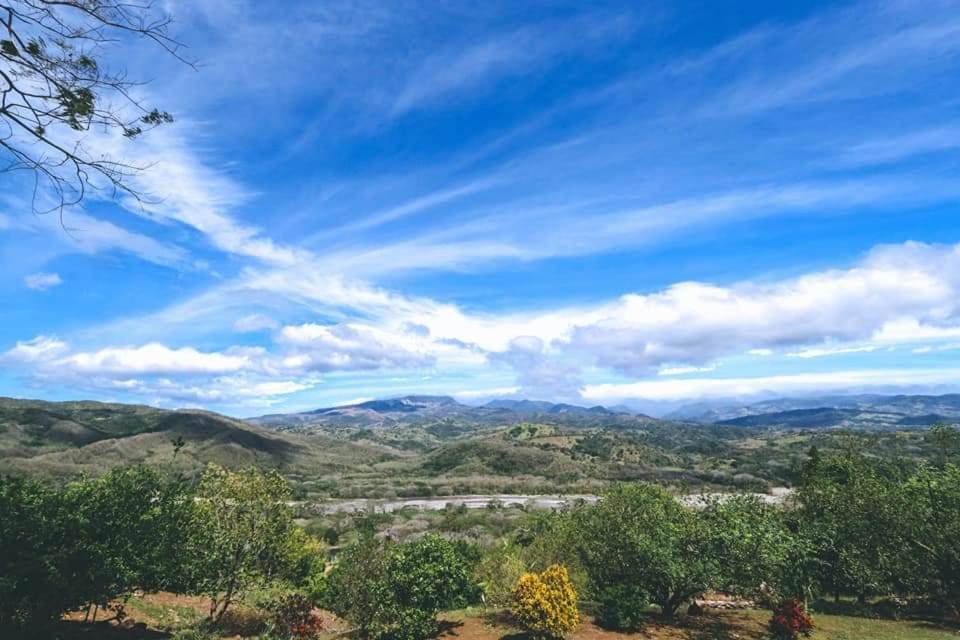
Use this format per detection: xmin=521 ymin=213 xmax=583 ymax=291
xmin=510 ymin=564 xmax=580 ymax=638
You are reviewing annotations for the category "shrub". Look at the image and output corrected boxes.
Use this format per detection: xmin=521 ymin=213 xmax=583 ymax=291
xmin=595 ymin=584 xmax=647 ymax=631
xmin=262 ymin=593 xmax=323 ymax=640
xmin=475 ymin=542 xmax=526 ymax=607
xmin=511 ymin=564 xmax=580 ymax=639
xmin=323 ymin=535 xmax=478 ymax=640
xmin=768 ymin=599 xmax=814 ymax=640
xmin=320 ymin=536 xmax=387 ymax=633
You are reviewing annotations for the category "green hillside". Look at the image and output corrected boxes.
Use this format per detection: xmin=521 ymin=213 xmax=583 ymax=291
xmin=0 ymin=397 xmax=393 ymax=481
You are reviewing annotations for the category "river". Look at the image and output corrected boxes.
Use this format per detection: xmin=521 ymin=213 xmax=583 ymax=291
xmin=310 ymin=488 xmax=793 ymax=514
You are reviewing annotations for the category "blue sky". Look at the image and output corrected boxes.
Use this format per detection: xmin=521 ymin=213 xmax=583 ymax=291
xmin=2 ymin=0 xmax=960 ymax=416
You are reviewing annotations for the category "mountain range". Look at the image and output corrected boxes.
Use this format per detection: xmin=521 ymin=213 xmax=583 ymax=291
xmin=2 ymin=393 xmax=958 ymax=489
xmin=250 ymin=393 xmax=960 ymax=432
xmin=667 ymin=393 xmax=960 ymax=426
xmin=250 ymin=395 xmax=643 ymax=431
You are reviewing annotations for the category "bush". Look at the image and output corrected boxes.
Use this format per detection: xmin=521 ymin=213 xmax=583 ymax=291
xmin=511 ymin=564 xmax=580 ymax=639
xmin=595 ymin=584 xmax=647 ymax=631
xmin=475 ymin=542 xmax=526 ymax=608
xmin=323 ymin=535 xmax=478 ymax=640
xmin=262 ymin=593 xmax=323 ymax=640
xmin=768 ymin=599 xmax=814 ymax=640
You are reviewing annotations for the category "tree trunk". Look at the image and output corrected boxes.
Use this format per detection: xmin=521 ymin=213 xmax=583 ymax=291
xmin=213 ymin=577 xmax=237 ymax=623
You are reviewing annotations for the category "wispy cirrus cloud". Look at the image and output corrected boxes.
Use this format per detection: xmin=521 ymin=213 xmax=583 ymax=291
xmin=24 ymin=272 xmax=62 ymax=291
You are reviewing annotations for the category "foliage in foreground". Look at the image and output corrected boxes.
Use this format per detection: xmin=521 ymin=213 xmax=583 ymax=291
xmin=321 ymin=534 xmax=478 ymax=640
xmin=261 ymin=593 xmax=324 ymax=640
xmin=0 ymin=466 xmax=192 ymax=629
xmin=571 ymin=484 xmax=720 ymax=624
xmin=0 ymin=464 xmax=308 ymax=634
xmin=511 ymin=564 xmax=580 ymax=639
xmin=769 ymin=598 xmax=815 ymax=640
xmin=189 ymin=465 xmax=299 ymax=622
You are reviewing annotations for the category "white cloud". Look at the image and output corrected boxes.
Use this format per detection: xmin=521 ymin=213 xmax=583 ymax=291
xmin=64 ymin=240 xmax=960 ymax=405
xmin=77 ymin=119 xmax=307 ymax=266
xmin=24 ymin=272 xmax=62 ymax=291
xmin=561 ymin=241 xmax=960 ymax=376
xmin=233 ymin=314 xmax=279 ymax=333
xmin=391 ymin=13 xmax=634 ymax=116
xmin=658 ymin=365 xmax=717 ymax=376
xmin=61 ymin=343 xmax=252 ymax=375
xmin=872 ymin=318 xmax=960 ymax=343
xmin=786 ymin=345 xmax=878 ymax=359
xmin=582 ymin=368 xmax=960 ymax=402
xmin=3 ymin=336 xmax=69 ymax=362
xmin=277 ymin=322 xmax=434 ymax=372
xmin=314 ymin=177 xmax=960 ymax=278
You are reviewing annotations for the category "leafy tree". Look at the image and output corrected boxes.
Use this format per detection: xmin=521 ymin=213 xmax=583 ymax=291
xmin=188 ymin=464 xmax=298 ymax=623
xmin=322 ymin=535 xmax=477 ymax=640
xmin=0 ymin=466 xmax=193 ymax=631
xmin=572 ymin=484 xmax=719 ymax=625
xmin=0 ymin=0 xmax=190 ymax=215
xmin=902 ymin=464 xmax=960 ymax=614
xmin=374 ymin=535 xmax=478 ymax=639
xmin=319 ymin=535 xmax=388 ymax=637
xmin=926 ymin=423 xmax=960 ymax=469
xmin=701 ymin=495 xmax=793 ymax=598
xmin=0 ymin=475 xmax=72 ymax=629
xmin=797 ymin=453 xmax=919 ymax=602
xmin=64 ymin=466 xmax=195 ymax=618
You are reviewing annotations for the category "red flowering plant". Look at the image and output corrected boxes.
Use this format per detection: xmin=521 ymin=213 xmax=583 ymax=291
xmin=768 ymin=598 xmax=814 ymax=640
xmin=263 ymin=593 xmax=324 ymax=640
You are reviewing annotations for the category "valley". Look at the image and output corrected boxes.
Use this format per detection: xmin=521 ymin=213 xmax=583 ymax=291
xmin=3 ymin=393 xmax=957 ymax=501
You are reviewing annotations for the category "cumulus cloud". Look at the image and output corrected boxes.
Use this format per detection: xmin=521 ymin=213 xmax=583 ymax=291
xmin=277 ymin=322 xmax=434 ymax=372
xmin=560 ymin=241 xmax=960 ymax=376
xmin=61 ymin=343 xmax=253 ymax=375
xmin=488 ymin=336 xmax=583 ymax=400
xmin=24 ymin=272 xmax=62 ymax=291
xmin=6 ymin=240 xmax=960 ymax=408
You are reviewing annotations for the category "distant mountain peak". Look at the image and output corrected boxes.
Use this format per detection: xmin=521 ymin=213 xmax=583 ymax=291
xmin=250 ymin=395 xmax=643 ymax=429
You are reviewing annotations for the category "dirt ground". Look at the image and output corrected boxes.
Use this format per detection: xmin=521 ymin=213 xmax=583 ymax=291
xmin=437 ymin=609 xmax=766 ymax=640
xmin=46 ymin=592 xmax=959 ymax=640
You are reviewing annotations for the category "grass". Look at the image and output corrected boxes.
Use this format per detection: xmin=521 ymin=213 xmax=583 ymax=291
xmin=436 ymin=608 xmax=960 ymax=640
xmin=123 ymin=595 xmax=204 ymax=631
xmin=54 ymin=594 xmax=960 ymax=640
xmin=804 ymin=610 xmax=958 ymax=640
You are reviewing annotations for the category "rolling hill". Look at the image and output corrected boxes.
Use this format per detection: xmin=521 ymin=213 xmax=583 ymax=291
xmin=0 ymin=397 xmax=393 ymax=479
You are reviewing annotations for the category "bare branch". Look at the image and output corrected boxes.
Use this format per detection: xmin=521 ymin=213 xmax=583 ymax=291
xmin=0 ymin=0 xmax=193 ymax=219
